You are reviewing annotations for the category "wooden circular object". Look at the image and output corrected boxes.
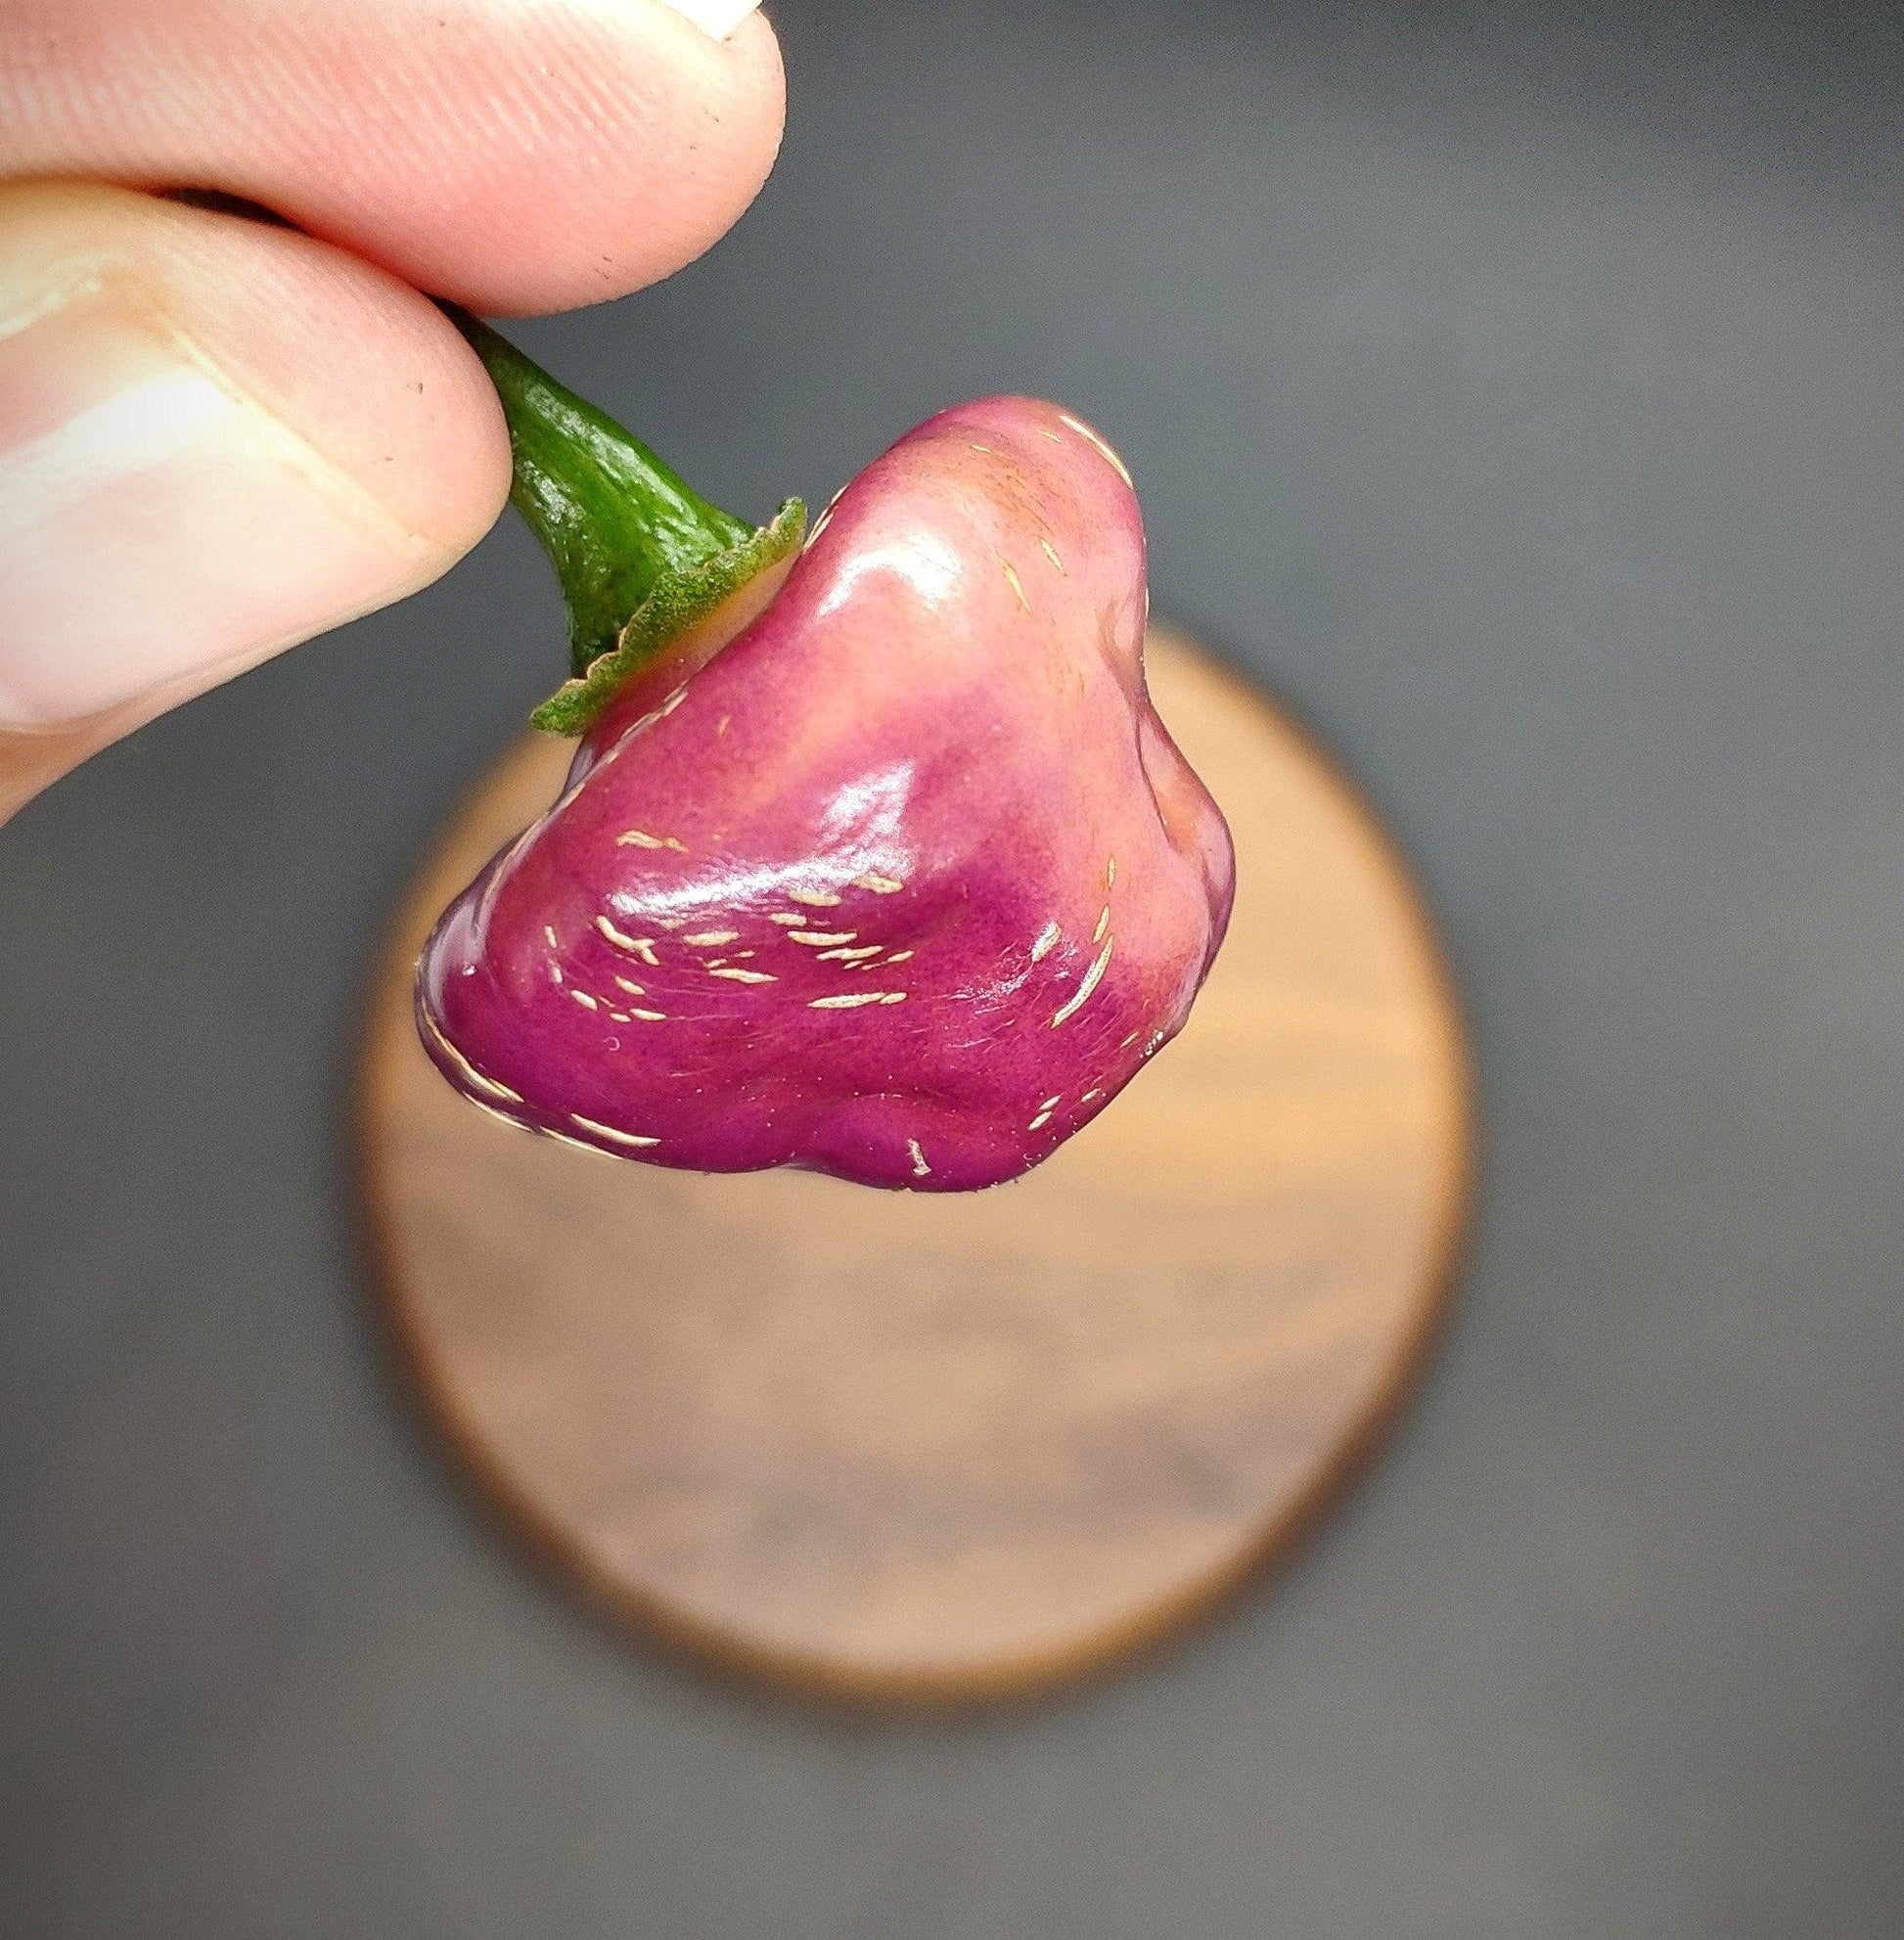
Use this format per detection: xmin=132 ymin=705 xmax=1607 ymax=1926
xmin=357 ymin=631 xmax=1472 ymax=1702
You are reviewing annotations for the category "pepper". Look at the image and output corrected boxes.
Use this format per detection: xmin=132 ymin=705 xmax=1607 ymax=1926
xmin=416 ymin=319 xmax=1235 ymax=1192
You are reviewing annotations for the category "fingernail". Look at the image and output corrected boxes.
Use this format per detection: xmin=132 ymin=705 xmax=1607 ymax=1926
xmin=0 ymin=283 xmax=450 ymax=731
xmin=655 ymin=0 xmax=762 ymax=39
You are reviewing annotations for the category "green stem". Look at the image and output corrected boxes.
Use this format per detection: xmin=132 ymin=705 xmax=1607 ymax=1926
xmin=445 ymin=308 xmax=804 ymax=735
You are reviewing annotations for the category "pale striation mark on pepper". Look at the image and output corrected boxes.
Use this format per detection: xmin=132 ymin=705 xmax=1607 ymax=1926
xmin=1081 ymin=1087 xmax=1106 ymax=1104
xmin=467 ymin=1097 xmax=533 ymax=1135
xmin=548 ymin=962 xmax=564 ymax=985
xmin=1107 ymin=855 xmax=1116 ymax=887
xmin=884 ymin=949 xmax=915 ymax=964
xmin=630 ymin=1008 xmax=668 ymax=1022
xmin=1001 ymin=560 xmax=1031 ymax=613
xmin=569 ymin=1114 xmax=661 ymax=1149
xmin=569 ymin=989 xmax=599 ymax=1012
xmin=684 ymin=929 xmax=740 ymax=947
xmin=809 ymin=991 xmax=905 ymax=1010
xmin=1052 ymin=937 xmax=1113 ymax=1026
xmin=1093 ymin=904 xmax=1111 ymax=943
xmin=790 ymin=929 xmax=858 ymax=946
xmin=767 ymin=912 xmax=805 ymax=925
xmin=1030 ymin=921 xmax=1062 ymax=963
xmin=612 ymin=975 xmax=646 ymax=997
xmin=1027 ymin=1110 xmax=1054 ymax=1131
xmin=908 ymin=1139 xmax=931 ymax=1178
xmin=596 ymin=916 xmax=658 ymax=965
xmin=543 ymin=925 xmax=560 ymax=950
xmin=788 ymin=888 xmax=842 ymax=907
xmin=1039 ymin=538 xmax=1065 ymax=573
xmin=615 ymin=830 xmax=688 ymax=852
xmin=543 ymin=1129 xmax=620 ymax=1159
xmin=853 ymin=873 xmax=905 ymax=894
xmin=1060 ymin=412 xmax=1135 ymax=489
xmin=421 ymin=1007 xmax=523 ymax=1104
xmin=818 ymin=945 xmax=883 ymax=962
xmin=709 ymin=967 xmax=776 ymax=983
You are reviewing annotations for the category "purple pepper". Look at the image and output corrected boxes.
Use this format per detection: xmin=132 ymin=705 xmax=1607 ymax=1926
xmin=417 ymin=321 xmax=1233 ymax=1192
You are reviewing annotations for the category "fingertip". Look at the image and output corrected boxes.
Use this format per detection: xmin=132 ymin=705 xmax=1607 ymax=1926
xmin=0 ymin=0 xmax=791 ymax=316
xmin=427 ymin=2 xmax=789 ymax=313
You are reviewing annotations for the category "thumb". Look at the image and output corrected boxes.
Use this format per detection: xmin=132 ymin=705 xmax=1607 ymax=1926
xmin=0 ymin=182 xmax=510 ymax=817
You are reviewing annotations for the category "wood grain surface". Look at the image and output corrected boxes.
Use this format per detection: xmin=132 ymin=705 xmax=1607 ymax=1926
xmin=356 ymin=630 xmax=1472 ymax=1702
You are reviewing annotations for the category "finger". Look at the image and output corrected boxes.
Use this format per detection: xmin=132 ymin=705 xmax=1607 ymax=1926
xmin=0 ymin=0 xmax=784 ymax=315
xmin=0 ymin=699 xmax=158 ymax=825
xmin=0 ymin=180 xmax=510 ymax=811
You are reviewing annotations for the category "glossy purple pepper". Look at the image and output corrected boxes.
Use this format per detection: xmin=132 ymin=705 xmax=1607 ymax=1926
xmin=418 ymin=335 xmax=1233 ymax=1191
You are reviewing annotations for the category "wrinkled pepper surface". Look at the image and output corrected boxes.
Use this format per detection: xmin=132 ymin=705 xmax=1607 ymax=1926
xmin=417 ymin=320 xmax=1234 ymax=1191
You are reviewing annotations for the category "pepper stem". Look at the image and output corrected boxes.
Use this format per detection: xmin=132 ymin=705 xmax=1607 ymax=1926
xmin=446 ymin=309 xmax=805 ymax=734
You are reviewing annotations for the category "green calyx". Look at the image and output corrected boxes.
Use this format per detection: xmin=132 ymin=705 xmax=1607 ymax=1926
xmin=526 ymin=497 xmax=803 ymax=734
xmin=447 ymin=308 xmax=804 ymax=736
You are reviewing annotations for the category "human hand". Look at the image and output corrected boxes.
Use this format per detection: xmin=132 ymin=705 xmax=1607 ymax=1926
xmin=0 ymin=0 xmax=784 ymax=820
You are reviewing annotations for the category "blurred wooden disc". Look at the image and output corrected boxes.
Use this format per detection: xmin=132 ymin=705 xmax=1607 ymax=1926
xmin=357 ymin=630 xmax=1471 ymax=1702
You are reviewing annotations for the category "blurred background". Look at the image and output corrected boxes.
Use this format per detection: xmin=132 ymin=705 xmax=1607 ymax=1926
xmin=4 ymin=1 xmax=1903 ymax=1933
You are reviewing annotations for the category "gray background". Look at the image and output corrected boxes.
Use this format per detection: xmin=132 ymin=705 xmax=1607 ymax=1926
xmin=4 ymin=1 xmax=1901 ymax=1932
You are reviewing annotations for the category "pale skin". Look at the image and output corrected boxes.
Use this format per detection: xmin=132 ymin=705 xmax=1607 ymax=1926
xmin=0 ymin=0 xmax=787 ymax=821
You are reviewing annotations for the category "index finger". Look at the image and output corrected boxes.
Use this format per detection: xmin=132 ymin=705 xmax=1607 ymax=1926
xmin=0 ymin=0 xmax=785 ymax=314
